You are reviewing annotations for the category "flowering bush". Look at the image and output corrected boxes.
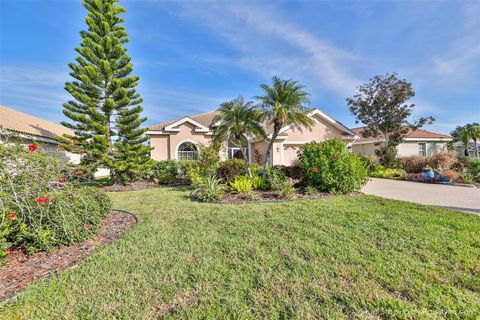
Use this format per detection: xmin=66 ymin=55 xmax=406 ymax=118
xmin=0 ymin=143 xmax=111 ymax=255
xmin=298 ymin=139 xmax=368 ymax=194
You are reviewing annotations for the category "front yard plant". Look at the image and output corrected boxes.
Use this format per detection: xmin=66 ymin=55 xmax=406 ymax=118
xmin=0 ymin=143 xmax=111 ymax=256
xmin=298 ymin=138 xmax=368 ymax=194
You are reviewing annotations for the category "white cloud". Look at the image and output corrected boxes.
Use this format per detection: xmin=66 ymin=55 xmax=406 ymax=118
xmin=170 ymin=1 xmax=361 ymax=97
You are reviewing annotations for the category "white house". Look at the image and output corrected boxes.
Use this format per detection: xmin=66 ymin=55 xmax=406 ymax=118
xmin=351 ymin=127 xmax=453 ymax=157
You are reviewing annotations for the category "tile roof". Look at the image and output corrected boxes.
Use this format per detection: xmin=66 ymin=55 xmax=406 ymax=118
xmin=149 ymin=110 xmax=219 ymax=131
xmin=351 ymin=126 xmax=452 ymax=143
xmin=0 ymin=105 xmax=73 ymax=140
xmin=149 ymin=108 xmax=355 ymax=137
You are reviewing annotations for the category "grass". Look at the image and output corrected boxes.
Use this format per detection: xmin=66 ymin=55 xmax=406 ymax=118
xmin=1 ymin=187 xmax=479 ymax=319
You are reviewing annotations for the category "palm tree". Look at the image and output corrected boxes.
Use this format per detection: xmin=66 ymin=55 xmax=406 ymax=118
xmin=212 ymin=97 xmax=266 ymax=178
xmin=458 ymin=127 xmax=472 ymax=157
xmin=256 ymin=76 xmax=313 ymax=175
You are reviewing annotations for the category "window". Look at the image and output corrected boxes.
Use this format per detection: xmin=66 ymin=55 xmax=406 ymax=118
xmin=177 ymin=142 xmax=198 ymax=161
xmin=228 ymin=147 xmax=248 ymax=160
xmin=418 ymin=143 xmax=426 ymax=156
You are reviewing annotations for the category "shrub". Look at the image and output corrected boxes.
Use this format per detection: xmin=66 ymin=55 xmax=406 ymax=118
xmin=305 ymin=185 xmax=317 ymax=196
xmin=252 ymin=175 xmax=269 ymax=190
xmin=264 ymin=166 xmax=287 ymax=190
xmin=143 ymin=160 xmax=178 ymax=184
xmin=0 ymin=143 xmax=111 ymax=255
xmin=443 ymin=170 xmax=461 ymax=182
xmin=298 ymin=139 xmax=368 ymax=194
xmin=397 ymin=151 xmax=458 ymax=173
xmin=217 ymin=159 xmax=246 ymax=182
xmin=178 ymin=144 xmax=220 ymax=186
xmin=278 ymin=181 xmax=295 ymax=200
xmin=464 ymin=157 xmax=480 ymax=182
xmin=178 ymin=160 xmax=204 ymax=186
xmin=191 ymin=175 xmax=224 ymax=203
xmin=229 ymin=175 xmax=253 ymax=194
xmin=273 ymin=165 xmax=305 ymax=180
xmin=358 ymin=155 xmax=377 ymax=174
xmin=397 ymin=156 xmax=433 ymax=173
xmin=370 ymin=166 xmax=406 ymax=179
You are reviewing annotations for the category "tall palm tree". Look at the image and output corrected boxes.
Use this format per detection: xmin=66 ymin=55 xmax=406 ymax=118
xmin=212 ymin=97 xmax=266 ymax=178
xmin=256 ymin=76 xmax=313 ymax=175
xmin=458 ymin=127 xmax=472 ymax=157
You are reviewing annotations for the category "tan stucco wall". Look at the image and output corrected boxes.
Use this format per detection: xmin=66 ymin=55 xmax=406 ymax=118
xmin=352 ymin=141 xmax=449 ymax=157
xmin=283 ymin=116 xmax=344 ymax=142
xmin=150 ymin=135 xmax=170 ymax=160
xmin=149 ymin=122 xmax=213 ymax=161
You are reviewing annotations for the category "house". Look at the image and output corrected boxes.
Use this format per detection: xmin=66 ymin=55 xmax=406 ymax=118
xmin=147 ymin=108 xmax=356 ymax=166
xmin=0 ymin=105 xmax=80 ymax=163
xmin=351 ymin=127 xmax=453 ymax=157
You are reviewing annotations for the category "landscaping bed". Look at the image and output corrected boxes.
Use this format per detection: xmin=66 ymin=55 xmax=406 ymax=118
xmin=220 ymin=189 xmax=333 ymax=204
xmin=0 ymin=210 xmax=137 ymax=301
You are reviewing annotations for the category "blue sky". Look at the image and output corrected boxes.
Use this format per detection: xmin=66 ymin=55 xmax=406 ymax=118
xmin=1 ymin=0 xmax=479 ymax=134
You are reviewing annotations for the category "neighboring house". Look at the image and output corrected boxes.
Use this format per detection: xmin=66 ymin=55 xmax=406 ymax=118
xmin=147 ymin=108 xmax=356 ymax=166
xmin=453 ymin=140 xmax=480 ymax=157
xmin=0 ymin=105 xmax=80 ymax=164
xmin=351 ymin=127 xmax=453 ymax=157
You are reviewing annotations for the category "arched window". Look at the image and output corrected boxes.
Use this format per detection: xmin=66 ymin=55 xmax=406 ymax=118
xmin=177 ymin=142 xmax=198 ymax=160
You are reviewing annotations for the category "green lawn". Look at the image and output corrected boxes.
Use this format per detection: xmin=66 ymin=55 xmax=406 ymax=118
xmin=1 ymin=187 xmax=479 ymax=319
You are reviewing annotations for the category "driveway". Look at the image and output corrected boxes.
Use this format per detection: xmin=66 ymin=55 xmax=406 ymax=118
xmin=362 ymin=178 xmax=480 ymax=214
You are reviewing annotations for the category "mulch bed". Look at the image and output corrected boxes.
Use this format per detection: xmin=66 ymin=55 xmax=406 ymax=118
xmin=100 ymin=180 xmax=188 ymax=192
xmin=220 ymin=190 xmax=333 ymax=204
xmin=0 ymin=210 xmax=137 ymax=301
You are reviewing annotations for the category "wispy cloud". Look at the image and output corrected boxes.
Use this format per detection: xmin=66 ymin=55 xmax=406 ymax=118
xmin=168 ymin=1 xmax=361 ymax=97
xmin=0 ymin=64 xmax=227 ymax=125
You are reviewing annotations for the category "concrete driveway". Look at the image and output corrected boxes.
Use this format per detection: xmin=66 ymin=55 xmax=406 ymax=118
xmin=362 ymin=178 xmax=480 ymax=214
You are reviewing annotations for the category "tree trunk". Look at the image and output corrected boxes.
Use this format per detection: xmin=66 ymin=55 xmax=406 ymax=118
xmin=262 ymin=131 xmax=278 ymax=178
xmin=475 ymin=139 xmax=478 ymax=158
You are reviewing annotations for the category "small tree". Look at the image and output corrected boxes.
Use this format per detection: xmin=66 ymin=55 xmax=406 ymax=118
xmin=212 ymin=97 xmax=265 ymax=178
xmin=60 ymin=0 xmax=150 ymax=184
xmin=347 ymin=73 xmax=434 ymax=167
xmin=256 ymin=76 xmax=313 ymax=177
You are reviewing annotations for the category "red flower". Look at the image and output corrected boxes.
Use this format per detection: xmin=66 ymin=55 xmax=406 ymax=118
xmin=28 ymin=144 xmax=38 ymax=152
xmin=36 ymin=197 xmax=49 ymax=205
xmin=85 ymin=224 xmax=92 ymax=230
xmin=74 ymin=169 xmax=82 ymax=175
xmin=59 ymin=176 xmax=66 ymax=183
xmin=58 ymin=144 xmax=65 ymax=150
xmin=7 ymin=213 xmax=16 ymax=220
xmin=312 ymin=167 xmax=319 ymax=173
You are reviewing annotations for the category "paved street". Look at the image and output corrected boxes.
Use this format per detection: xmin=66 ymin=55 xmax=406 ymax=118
xmin=362 ymin=178 xmax=480 ymax=214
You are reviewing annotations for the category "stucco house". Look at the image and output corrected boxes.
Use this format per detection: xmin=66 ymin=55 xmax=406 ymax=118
xmin=147 ymin=108 xmax=356 ymax=166
xmin=0 ymin=105 xmax=80 ymax=164
xmin=351 ymin=127 xmax=453 ymax=157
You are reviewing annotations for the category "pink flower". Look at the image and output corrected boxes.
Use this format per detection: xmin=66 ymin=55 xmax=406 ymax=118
xmin=36 ymin=197 xmax=49 ymax=205
xmin=85 ymin=224 xmax=92 ymax=230
xmin=312 ymin=167 xmax=319 ymax=173
xmin=28 ymin=144 xmax=38 ymax=152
